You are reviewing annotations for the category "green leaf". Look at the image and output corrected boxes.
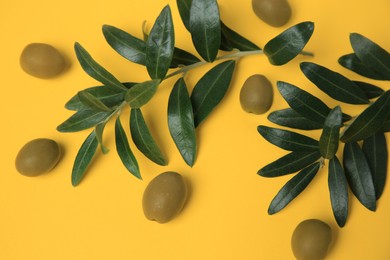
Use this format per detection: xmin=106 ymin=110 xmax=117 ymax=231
xmin=125 ymin=79 xmax=161 ymax=108
xmin=328 ymin=156 xmax=349 ymax=227
xmin=350 ymin=33 xmax=390 ymax=80
xmin=383 ymin=118 xmax=390 ymax=132
xmin=115 ymin=117 xmax=141 ymax=179
xmin=168 ymin=78 xmax=197 ymax=166
xmin=300 ymin=62 xmax=369 ymax=104
xmin=146 ymin=5 xmax=175 ymax=79
xmin=74 ymin=42 xmax=127 ymax=93
xmin=220 ymin=21 xmax=261 ymax=51
xmin=257 ymin=125 xmax=319 ymax=151
xmin=343 ymin=142 xmax=376 ymax=211
xmin=176 ymin=0 xmax=192 ymax=31
xmin=268 ymin=162 xmax=320 ymax=214
xmin=264 ymin=22 xmax=314 ymax=66
xmin=338 ymin=54 xmax=386 ymax=80
xmin=102 ymin=25 xmax=146 ymax=65
xmin=191 ymin=60 xmax=236 ymax=127
xmin=258 ymin=150 xmax=321 ymax=177
xmin=170 ymin=47 xmax=201 ymax=68
xmin=189 ymin=0 xmax=221 ymax=62
xmin=352 ymin=81 xmax=384 ymax=99
xmin=57 ymin=110 xmax=111 ymax=133
xmin=267 ymin=108 xmax=323 ymax=130
xmin=362 ymin=132 xmax=388 ymax=199
xmin=71 ymin=131 xmax=98 ymax=186
xmin=77 ymin=91 xmax=112 ymax=112
xmin=341 ymin=90 xmax=390 ymax=143
xmin=130 ymin=108 xmax=167 ymax=165
xmin=94 ymin=122 xmax=110 ymax=154
xmin=319 ymin=106 xmax=343 ymax=159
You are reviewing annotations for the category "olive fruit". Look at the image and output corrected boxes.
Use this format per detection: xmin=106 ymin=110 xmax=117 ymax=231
xmin=15 ymin=138 xmax=61 ymax=177
xmin=142 ymin=171 xmax=188 ymax=223
xmin=291 ymin=219 xmax=332 ymax=260
xmin=252 ymin=0 xmax=292 ymax=27
xmin=20 ymin=43 xmax=66 ymax=79
xmin=240 ymin=74 xmax=273 ymax=114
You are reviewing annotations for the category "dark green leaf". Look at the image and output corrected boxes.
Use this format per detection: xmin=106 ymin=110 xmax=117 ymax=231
xmin=264 ymin=22 xmax=314 ymax=66
xmin=267 ymin=108 xmax=323 ymax=130
xmin=363 ymin=132 xmax=388 ymax=199
xmin=57 ymin=110 xmax=111 ymax=133
xmin=258 ymin=150 xmax=321 ymax=177
xmin=341 ymin=90 xmax=390 ymax=143
xmin=115 ymin=117 xmax=141 ymax=179
xmin=74 ymin=42 xmax=127 ymax=93
xmin=350 ymin=33 xmax=390 ymax=80
xmin=170 ymin=47 xmax=201 ymax=68
xmin=146 ymin=5 xmax=175 ymax=79
xmin=300 ymin=62 xmax=369 ymax=104
xmin=343 ymin=142 xmax=376 ymax=211
xmin=142 ymin=20 xmax=149 ymax=41
xmin=130 ymin=109 xmax=167 ymax=165
xmin=219 ymin=28 xmax=234 ymax=52
xmin=319 ymin=106 xmax=343 ymax=159
xmin=103 ymin=25 xmax=146 ymax=65
xmin=268 ymin=162 xmax=320 ymax=214
xmin=77 ymin=91 xmax=112 ymax=112
xmin=95 ymin=122 xmax=110 ymax=154
xmin=176 ymin=0 xmax=192 ymax=31
xmin=191 ymin=60 xmax=236 ymax=127
xmin=220 ymin=21 xmax=261 ymax=51
xmin=383 ymin=118 xmax=390 ymax=132
xmin=353 ymin=81 xmax=384 ymax=99
xmin=168 ymin=78 xmax=197 ymax=166
xmin=72 ymin=131 xmax=98 ymax=186
xmin=257 ymin=125 xmax=319 ymax=151
xmin=328 ymin=156 xmax=349 ymax=227
xmin=125 ymin=79 xmax=161 ymax=108
xmin=338 ymin=54 xmax=386 ymax=80
xmin=189 ymin=0 xmax=221 ymax=62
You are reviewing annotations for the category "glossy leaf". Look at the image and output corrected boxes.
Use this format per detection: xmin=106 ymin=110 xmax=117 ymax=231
xmin=115 ymin=117 xmax=141 ymax=179
xmin=57 ymin=110 xmax=111 ymax=133
xmin=343 ymin=142 xmax=376 ymax=211
xmin=300 ymin=62 xmax=369 ymax=104
xmin=257 ymin=125 xmax=319 ymax=151
xmin=125 ymin=79 xmax=161 ymax=108
xmin=338 ymin=54 xmax=386 ymax=80
xmin=328 ymin=156 xmax=349 ymax=227
xmin=189 ymin=0 xmax=221 ymax=62
xmin=146 ymin=5 xmax=175 ymax=79
xmin=191 ymin=60 xmax=236 ymax=127
xmin=170 ymin=47 xmax=201 ymax=68
xmin=319 ymin=106 xmax=343 ymax=159
xmin=130 ymin=109 xmax=167 ymax=166
xmin=268 ymin=162 xmax=320 ymax=214
xmin=363 ymin=132 xmax=388 ymax=199
xmin=95 ymin=121 xmax=110 ymax=154
xmin=267 ymin=108 xmax=323 ymax=130
xmin=264 ymin=22 xmax=314 ymax=66
xmin=177 ymin=0 xmax=191 ymax=30
xmin=341 ymin=90 xmax=390 ymax=143
xmin=103 ymin=25 xmax=146 ymax=65
xmin=72 ymin=131 xmax=98 ymax=186
xmin=74 ymin=42 xmax=127 ymax=93
xmin=220 ymin=21 xmax=261 ymax=51
xmin=77 ymin=91 xmax=112 ymax=112
xmin=353 ymin=81 xmax=384 ymax=99
xmin=258 ymin=150 xmax=321 ymax=177
xmin=168 ymin=78 xmax=197 ymax=166
xmin=350 ymin=33 xmax=390 ymax=80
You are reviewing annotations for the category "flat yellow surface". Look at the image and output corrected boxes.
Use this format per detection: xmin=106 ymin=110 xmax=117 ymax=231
xmin=1 ymin=0 xmax=390 ymax=259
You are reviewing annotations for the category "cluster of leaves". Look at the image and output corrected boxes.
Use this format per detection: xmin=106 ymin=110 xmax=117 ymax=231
xmin=57 ymin=0 xmax=315 ymax=186
xmin=258 ymin=33 xmax=390 ymax=227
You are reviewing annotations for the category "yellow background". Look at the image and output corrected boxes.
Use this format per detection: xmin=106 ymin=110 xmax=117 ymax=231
xmin=1 ymin=0 xmax=390 ymax=259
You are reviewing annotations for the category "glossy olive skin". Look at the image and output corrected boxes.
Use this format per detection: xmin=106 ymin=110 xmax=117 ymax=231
xmin=291 ymin=219 xmax=332 ymax=260
xmin=252 ymin=0 xmax=292 ymax=27
xmin=15 ymin=138 xmax=61 ymax=177
xmin=142 ymin=172 xmax=188 ymax=223
xmin=20 ymin=43 xmax=66 ymax=79
xmin=240 ymin=74 xmax=273 ymax=114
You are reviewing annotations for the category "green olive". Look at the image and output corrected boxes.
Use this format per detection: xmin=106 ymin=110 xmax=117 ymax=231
xmin=240 ymin=74 xmax=273 ymax=114
xmin=15 ymin=138 xmax=61 ymax=177
xmin=291 ymin=219 xmax=332 ymax=260
xmin=20 ymin=43 xmax=66 ymax=79
xmin=252 ymin=0 xmax=292 ymax=27
xmin=142 ymin=171 xmax=188 ymax=223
